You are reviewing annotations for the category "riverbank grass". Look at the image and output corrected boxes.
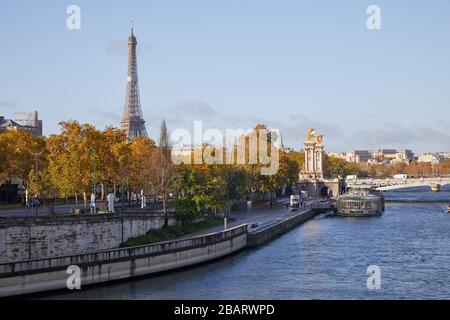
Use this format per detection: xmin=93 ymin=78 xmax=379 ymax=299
xmin=122 ymin=217 xmax=226 ymax=247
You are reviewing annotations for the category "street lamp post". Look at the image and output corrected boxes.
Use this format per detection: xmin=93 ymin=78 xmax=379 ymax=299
xmin=126 ymin=177 xmax=130 ymax=205
xmin=93 ymin=147 xmax=96 ymax=196
xmin=91 ymin=147 xmax=96 ymax=214
xmin=23 ymin=148 xmax=45 ymax=216
xmin=27 ymin=199 xmax=31 ymax=260
xmin=35 ymin=197 xmax=38 ymax=216
xmin=225 ymin=183 xmax=228 ymax=218
xmin=120 ymin=175 xmax=124 ymax=245
xmin=224 ymin=166 xmax=235 ymax=222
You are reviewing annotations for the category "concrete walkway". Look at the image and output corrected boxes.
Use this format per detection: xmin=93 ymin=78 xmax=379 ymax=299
xmin=177 ymin=198 xmax=320 ymax=239
xmin=0 ymin=202 xmax=165 ymax=217
xmin=0 ymin=203 xmax=86 ymax=217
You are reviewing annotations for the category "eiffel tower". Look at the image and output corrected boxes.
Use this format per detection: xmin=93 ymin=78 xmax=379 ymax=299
xmin=121 ymin=27 xmax=148 ymax=140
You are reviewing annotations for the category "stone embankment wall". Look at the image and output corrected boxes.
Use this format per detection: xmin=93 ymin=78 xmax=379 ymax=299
xmin=0 ymin=224 xmax=248 ymax=297
xmin=247 ymin=209 xmax=319 ymax=247
xmin=0 ymin=212 xmax=176 ymax=263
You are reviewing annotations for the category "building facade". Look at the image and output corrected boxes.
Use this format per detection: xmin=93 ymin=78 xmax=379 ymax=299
xmin=418 ymin=153 xmax=443 ymax=165
xmin=0 ymin=111 xmax=42 ymax=137
xmin=329 ymin=148 xmax=414 ymax=165
xmin=348 ymin=150 xmax=372 ymax=163
xmin=393 ymin=149 xmax=414 ymax=164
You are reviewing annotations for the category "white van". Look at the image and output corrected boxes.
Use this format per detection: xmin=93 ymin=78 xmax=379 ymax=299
xmin=290 ymin=195 xmax=300 ymax=208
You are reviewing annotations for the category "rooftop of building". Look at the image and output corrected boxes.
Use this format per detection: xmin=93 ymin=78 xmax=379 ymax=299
xmin=0 ymin=116 xmax=22 ymax=128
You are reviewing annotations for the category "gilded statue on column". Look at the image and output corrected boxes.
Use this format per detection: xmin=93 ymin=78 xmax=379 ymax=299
xmin=306 ymin=128 xmax=315 ymax=141
xmin=316 ymin=134 xmax=323 ymax=144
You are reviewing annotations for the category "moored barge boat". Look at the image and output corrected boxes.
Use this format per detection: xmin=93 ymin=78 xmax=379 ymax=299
xmin=336 ymin=186 xmax=384 ymax=217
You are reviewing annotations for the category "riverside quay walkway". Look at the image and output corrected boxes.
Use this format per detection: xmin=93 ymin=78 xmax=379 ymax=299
xmin=0 ymin=199 xmax=328 ymax=297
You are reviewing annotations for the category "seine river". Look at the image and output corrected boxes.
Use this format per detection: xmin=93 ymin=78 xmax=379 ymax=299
xmin=48 ymin=186 xmax=450 ymax=300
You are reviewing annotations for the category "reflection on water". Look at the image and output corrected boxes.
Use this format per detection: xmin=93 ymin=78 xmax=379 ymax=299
xmin=47 ymin=189 xmax=450 ymax=300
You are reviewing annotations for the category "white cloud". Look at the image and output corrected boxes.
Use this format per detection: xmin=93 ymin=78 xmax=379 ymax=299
xmin=132 ymin=101 xmax=450 ymax=154
xmin=105 ymin=39 xmax=128 ymax=55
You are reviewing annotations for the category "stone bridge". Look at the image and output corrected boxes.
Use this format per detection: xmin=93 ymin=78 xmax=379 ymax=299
xmin=346 ymin=178 xmax=450 ymax=191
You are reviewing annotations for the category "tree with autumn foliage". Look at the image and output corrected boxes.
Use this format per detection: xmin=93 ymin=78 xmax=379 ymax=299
xmin=46 ymin=121 xmax=99 ymax=205
xmin=439 ymin=160 xmax=450 ymax=176
xmin=128 ymin=136 xmax=157 ymax=195
xmin=154 ymin=120 xmax=176 ymax=226
xmin=0 ymin=130 xmax=47 ymax=203
xmin=95 ymin=127 xmax=131 ymax=200
xmin=172 ymin=123 xmax=295 ymax=217
xmin=46 ymin=122 xmax=133 ymax=204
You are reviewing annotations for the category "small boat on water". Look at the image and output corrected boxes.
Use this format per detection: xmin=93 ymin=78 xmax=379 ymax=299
xmin=446 ymin=205 xmax=450 ymax=213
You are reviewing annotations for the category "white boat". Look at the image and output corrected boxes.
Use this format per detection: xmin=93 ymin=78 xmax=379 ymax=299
xmin=446 ymin=205 xmax=450 ymax=213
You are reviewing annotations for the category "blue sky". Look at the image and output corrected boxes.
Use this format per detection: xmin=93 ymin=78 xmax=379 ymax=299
xmin=0 ymin=0 xmax=449 ymax=154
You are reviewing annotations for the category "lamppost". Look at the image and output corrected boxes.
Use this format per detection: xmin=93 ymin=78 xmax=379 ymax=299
xmin=92 ymin=147 xmax=96 ymax=195
xmin=339 ymin=168 xmax=345 ymax=194
xmin=27 ymin=195 xmax=31 ymax=260
xmin=120 ymin=175 xmax=125 ymax=245
xmin=224 ymin=165 xmax=235 ymax=226
xmin=126 ymin=177 xmax=130 ymax=205
xmin=91 ymin=147 xmax=97 ymax=214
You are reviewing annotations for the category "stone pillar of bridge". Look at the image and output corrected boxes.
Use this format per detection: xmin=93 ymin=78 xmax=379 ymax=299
xmin=299 ymin=130 xmax=324 ymax=181
xmin=299 ymin=139 xmax=316 ymax=180
xmin=314 ymin=141 xmax=324 ymax=179
xmin=298 ymin=130 xmax=330 ymax=197
xmin=431 ymin=184 xmax=441 ymax=192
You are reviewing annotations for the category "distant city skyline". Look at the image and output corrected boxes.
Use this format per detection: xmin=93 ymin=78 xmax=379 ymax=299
xmin=1 ymin=1 xmax=449 ymax=154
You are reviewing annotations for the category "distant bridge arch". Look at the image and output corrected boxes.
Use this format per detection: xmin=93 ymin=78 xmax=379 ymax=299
xmin=346 ymin=178 xmax=450 ymax=192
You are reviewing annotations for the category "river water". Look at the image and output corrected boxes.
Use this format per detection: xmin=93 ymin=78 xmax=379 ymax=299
xmin=48 ymin=186 xmax=450 ymax=300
